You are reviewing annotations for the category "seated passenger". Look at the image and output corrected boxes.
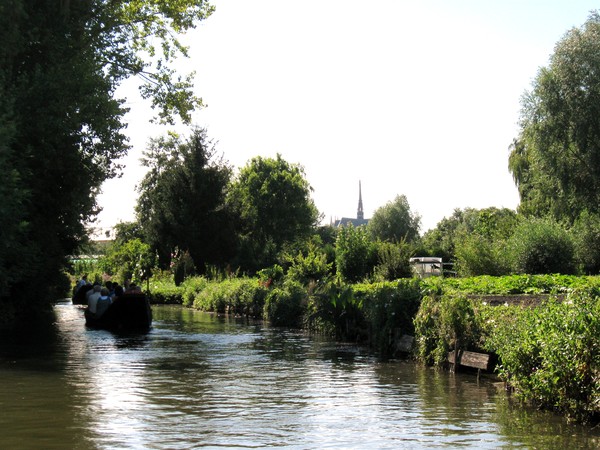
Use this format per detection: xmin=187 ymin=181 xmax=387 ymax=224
xmin=87 ymin=284 xmax=102 ymax=314
xmin=73 ymin=274 xmax=88 ymax=296
xmin=124 ymin=283 xmax=142 ymax=295
xmin=105 ymin=280 xmax=114 ymax=297
xmin=95 ymin=288 xmax=113 ymax=318
xmin=112 ymin=285 xmax=124 ymax=299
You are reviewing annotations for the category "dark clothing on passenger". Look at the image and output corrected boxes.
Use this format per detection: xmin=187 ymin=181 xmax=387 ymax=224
xmin=96 ymin=296 xmax=112 ymax=318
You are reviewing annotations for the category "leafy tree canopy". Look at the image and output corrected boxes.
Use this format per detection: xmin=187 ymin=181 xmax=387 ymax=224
xmin=509 ymin=12 xmax=600 ymax=222
xmin=0 ymin=0 xmax=212 ymax=318
xmin=136 ymin=128 xmax=234 ymax=274
xmin=368 ymin=194 xmax=421 ymax=243
xmin=422 ymin=207 xmax=517 ymax=262
xmin=228 ymin=154 xmax=320 ymax=272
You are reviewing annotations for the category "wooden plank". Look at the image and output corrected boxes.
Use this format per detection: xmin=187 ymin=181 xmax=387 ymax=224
xmin=460 ymin=350 xmax=491 ymax=371
xmin=447 ymin=350 xmax=491 ymax=371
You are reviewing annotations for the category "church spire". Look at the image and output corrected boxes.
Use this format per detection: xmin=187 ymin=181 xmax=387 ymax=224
xmin=357 ymin=180 xmax=364 ymax=220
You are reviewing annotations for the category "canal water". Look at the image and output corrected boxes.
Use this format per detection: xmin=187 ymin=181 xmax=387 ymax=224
xmin=0 ymin=302 xmax=598 ymax=449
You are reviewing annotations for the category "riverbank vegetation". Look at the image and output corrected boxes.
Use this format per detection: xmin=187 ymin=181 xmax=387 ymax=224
xmin=143 ymin=272 xmax=600 ymax=424
xmin=415 ymin=276 xmax=600 ymax=423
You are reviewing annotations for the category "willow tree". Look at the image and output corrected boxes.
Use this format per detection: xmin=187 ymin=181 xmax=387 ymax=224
xmin=0 ymin=0 xmax=213 ymax=323
xmin=509 ymin=12 xmax=600 ymax=222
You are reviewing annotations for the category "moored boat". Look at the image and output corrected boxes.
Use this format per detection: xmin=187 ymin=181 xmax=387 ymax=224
xmin=84 ymin=294 xmax=152 ymax=331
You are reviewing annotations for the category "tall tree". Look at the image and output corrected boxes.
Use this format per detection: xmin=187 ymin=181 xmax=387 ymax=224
xmin=367 ymin=194 xmax=421 ymax=243
xmin=228 ymin=154 xmax=320 ymax=272
xmin=0 ymin=0 xmax=213 ymax=322
xmin=509 ymin=12 xmax=600 ymax=222
xmin=136 ymin=128 xmax=234 ymax=274
xmin=422 ymin=207 xmax=517 ymax=265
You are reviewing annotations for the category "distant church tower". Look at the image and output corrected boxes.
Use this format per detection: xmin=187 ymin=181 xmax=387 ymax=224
xmin=334 ymin=180 xmax=369 ymax=228
xmin=357 ymin=180 xmax=364 ymax=220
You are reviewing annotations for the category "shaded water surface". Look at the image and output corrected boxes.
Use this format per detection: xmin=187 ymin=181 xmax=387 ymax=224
xmin=0 ymin=302 xmax=598 ymax=449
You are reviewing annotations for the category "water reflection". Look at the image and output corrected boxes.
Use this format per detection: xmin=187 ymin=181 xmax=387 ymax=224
xmin=0 ymin=304 xmax=598 ymax=449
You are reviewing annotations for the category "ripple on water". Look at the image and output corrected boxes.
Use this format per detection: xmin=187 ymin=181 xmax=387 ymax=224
xmin=0 ymin=304 xmax=598 ymax=449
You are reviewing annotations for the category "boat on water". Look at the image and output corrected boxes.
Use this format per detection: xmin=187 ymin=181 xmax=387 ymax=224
xmin=84 ymin=294 xmax=152 ymax=331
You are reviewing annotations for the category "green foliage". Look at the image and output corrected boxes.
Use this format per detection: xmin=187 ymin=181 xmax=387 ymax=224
xmin=368 ymin=194 xmax=421 ymax=243
xmin=372 ymin=240 xmax=414 ymax=281
xmin=507 ymin=218 xmax=576 ymax=274
xmin=509 ymin=12 xmax=600 ymax=221
xmin=305 ymin=282 xmax=364 ymax=340
xmin=263 ymin=280 xmax=306 ymax=327
xmin=70 ymin=257 xmax=102 ymax=279
xmin=179 ymin=276 xmax=209 ymax=306
xmin=194 ymin=278 xmax=268 ymax=317
xmin=257 ymin=265 xmax=284 ymax=286
xmin=113 ymin=222 xmax=145 ymax=247
xmin=357 ymin=279 xmax=422 ymax=355
xmin=455 ymin=234 xmax=511 ymax=277
xmin=148 ymin=272 xmax=209 ymax=305
xmin=106 ymin=0 xmax=214 ymax=125
xmin=422 ymin=207 xmax=517 ymax=266
xmin=414 ymin=294 xmax=480 ymax=366
xmin=306 ymin=279 xmax=422 ymax=353
xmin=227 ymin=154 xmax=320 ymax=273
xmin=137 ymin=128 xmax=235 ymax=273
xmin=572 ymin=211 xmax=600 ymax=274
xmin=283 ymin=244 xmax=333 ymax=285
xmin=413 ymin=275 xmax=600 ymax=422
xmin=481 ymin=293 xmax=600 ymax=423
xmin=423 ymin=274 xmax=600 ymax=296
xmin=335 ymin=224 xmax=377 ymax=283
xmin=450 ymin=208 xmax=516 ymax=276
xmin=0 ymin=99 xmax=24 ymax=300
xmin=0 ymin=0 xmax=212 ymax=324
xmin=148 ymin=278 xmax=184 ymax=305
xmin=100 ymin=238 xmax=155 ymax=285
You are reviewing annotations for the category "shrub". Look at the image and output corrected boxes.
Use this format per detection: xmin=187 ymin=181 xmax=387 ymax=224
xmin=507 ymin=218 xmax=576 ymax=274
xmin=357 ymin=279 xmax=422 ymax=354
xmin=148 ymin=278 xmax=183 ymax=304
xmin=372 ymin=241 xmax=414 ymax=281
xmin=257 ymin=264 xmax=284 ymax=286
xmin=305 ymin=282 xmax=364 ymax=340
xmin=263 ymin=280 xmax=306 ymax=327
xmin=481 ymin=292 xmax=600 ymax=423
xmin=335 ymin=225 xmax=377 ymax=282
xmin=284 ymin=244 xmax=333 ymax=285
xmin=100 ymin=238 xmax=155 ymax=285
xmin=454 ymin=234 xmax=510 ymax=277
xmin=572 ymin=211 xmax=600 ymax=275
xmin=193 ymin=278 xmax=267 ymax=316
xmin=414 ymin=294 xmax=480 ymax=366
xmin=180 ymin=276 xmax=209 ymax=307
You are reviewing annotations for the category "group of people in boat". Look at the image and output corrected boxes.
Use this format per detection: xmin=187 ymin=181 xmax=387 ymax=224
xmin=73 ymin=275 xmax=144 ymax=318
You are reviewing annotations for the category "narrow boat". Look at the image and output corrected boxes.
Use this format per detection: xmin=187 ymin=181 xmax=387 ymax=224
xmin=84 ymin=294 xmax=152 ymax=331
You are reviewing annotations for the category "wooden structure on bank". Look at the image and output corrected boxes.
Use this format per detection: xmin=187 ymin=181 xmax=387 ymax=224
xmin=447 ymin=349 xmax=493 ymax=373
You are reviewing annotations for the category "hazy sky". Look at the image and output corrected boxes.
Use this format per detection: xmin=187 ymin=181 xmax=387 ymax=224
xmin=97 ymin=0 xmax=600 ymax=233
